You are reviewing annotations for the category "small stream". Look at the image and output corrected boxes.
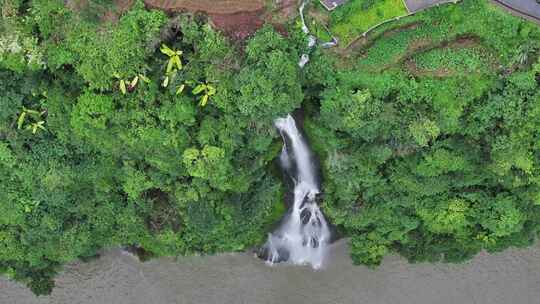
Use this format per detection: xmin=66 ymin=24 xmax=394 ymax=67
xmin=298 ymin=0 xmax=338 ymax=67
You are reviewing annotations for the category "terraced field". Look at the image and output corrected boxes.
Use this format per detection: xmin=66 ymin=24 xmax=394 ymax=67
xmin=328 ymin=0 xmax=408 ymax=46
xmin=143 ymin=0 xmax=265 ymax=14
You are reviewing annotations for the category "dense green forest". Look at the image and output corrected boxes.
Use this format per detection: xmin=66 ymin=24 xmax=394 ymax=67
xmin=1 ymin=0 xmax=539 ymax=295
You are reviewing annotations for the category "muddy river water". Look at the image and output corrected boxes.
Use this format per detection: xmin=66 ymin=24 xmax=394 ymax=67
xmin=1 ymin=240 xmax=539 ymax=304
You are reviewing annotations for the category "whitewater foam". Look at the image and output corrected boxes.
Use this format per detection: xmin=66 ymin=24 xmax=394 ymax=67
xmin=261 ymin=115 xmax=330 ymax=269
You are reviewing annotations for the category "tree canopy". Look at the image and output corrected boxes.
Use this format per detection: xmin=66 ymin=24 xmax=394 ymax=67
xmin=1 ymin=0 xmax=539 ymax=295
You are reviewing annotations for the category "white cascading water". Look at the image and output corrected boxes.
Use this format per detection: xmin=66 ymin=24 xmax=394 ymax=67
xmin=261 ymin=115 xmax=331 ymax=269
xmin=259 ymin=0 xmax=336 ymax=269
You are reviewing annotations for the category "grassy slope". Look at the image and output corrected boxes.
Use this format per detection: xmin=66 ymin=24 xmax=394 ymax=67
xmin=410 ymin=45 xmax=498 ymax=76
xmin=348 ymin=0 xmax=540 ymax=70
xmin=330 ymin=0 xmax=408 ymax=45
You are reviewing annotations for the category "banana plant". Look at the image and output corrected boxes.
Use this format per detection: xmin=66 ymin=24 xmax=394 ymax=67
xmin=128 ymin=74 xmax=151 ymax=92
xmin=177 ymin=80 xmax=196 ymax=96
xmin=192 ymin=82 xmax=217 ymax=107
xmin=113 ymin=73 xmax=128 ymax=95
xmin=176 ymin=83 xmax=186 ymax=95
xmin=17 ymin=107 xmax=46 ymax=134
xmin=160 ymin=44 xmax=183 ymax=87
xmin=113 ymin=73 xmax=151 ymax=94
xmin=27 ymin=121 xmax=46 ymax=134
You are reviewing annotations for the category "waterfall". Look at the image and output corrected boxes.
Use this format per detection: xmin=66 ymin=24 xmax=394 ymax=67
xmin=258 ymin=0 xmax=337 ymax=269
xmin=260 ymin=115 xmax=331 ymax=269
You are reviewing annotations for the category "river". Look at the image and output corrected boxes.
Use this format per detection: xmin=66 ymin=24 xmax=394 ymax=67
xmin=1 ymin=240 xmax=539 ymax=304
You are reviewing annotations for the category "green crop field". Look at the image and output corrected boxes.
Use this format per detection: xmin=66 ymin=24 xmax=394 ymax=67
xmin=329 ymin=0 xmax=408 ymax=45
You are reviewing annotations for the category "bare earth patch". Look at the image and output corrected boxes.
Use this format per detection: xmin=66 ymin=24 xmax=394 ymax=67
xmin=209 ymin=11 xmax=265 ymax=41
xmin=280 ymin=0 xmax=299 ymax=18
xmin=143 ymin=0 xmax=264 ymax=14
xmin=273 ymin=0 xmax=300 ymax=21
xmin=144 ymin=0 xmax=279 ymax=41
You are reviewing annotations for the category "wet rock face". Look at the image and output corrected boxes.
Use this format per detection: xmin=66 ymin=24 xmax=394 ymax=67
xmin=300 ymin=209 xmax=311 ymax=225
xmin=302 ymin=236 xmax=319 ymax=249
xmin=313 ymin=217 xmax=322 ymax=228
xmin=257 ymin=242 xmax=290 ymax=263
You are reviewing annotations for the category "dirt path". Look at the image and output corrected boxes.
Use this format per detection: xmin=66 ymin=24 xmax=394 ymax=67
xmin=2 ymin=240 xmax=539 ymax=304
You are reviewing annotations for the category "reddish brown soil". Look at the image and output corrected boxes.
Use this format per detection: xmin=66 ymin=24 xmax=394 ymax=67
xmin=277 ymin=0 xmax=299 ymax=19
xmin=209 ymin=10 xmax=265 ymax=41
xmin=143 ymin=0 xmax=264 ymax=14
xmin=263 ymin=0 xmax=299 ymax=37
xmin=143 ymin=0 xmax=271 ymax=41
xmin=69 ymin=0 xmax=289 ymax=42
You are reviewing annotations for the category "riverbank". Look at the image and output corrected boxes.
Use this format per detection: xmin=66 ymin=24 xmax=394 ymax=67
xmin=2 ymin=240 xmax=539 ymax=304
